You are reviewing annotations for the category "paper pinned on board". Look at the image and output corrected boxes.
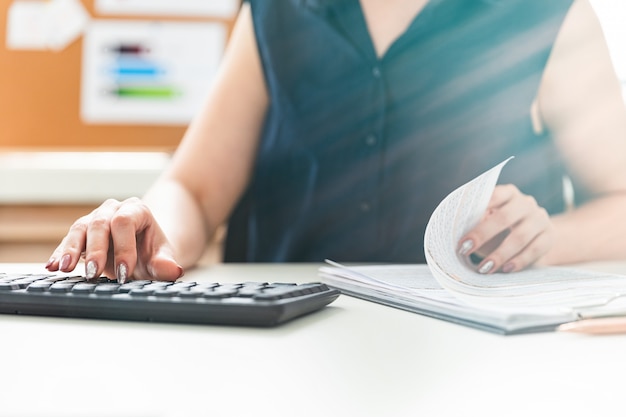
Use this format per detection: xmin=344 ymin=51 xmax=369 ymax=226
xmin=95 ymin=0 xmax=239 ymax=18
xmin=80 ymin=20 xmax=226 ymax=125
xmin=6 ymin=0 xmax=90 ymax=51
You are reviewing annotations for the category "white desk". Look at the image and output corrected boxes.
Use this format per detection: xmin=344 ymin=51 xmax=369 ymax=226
xmin=1 ymin=262 xmax=626 ymax=417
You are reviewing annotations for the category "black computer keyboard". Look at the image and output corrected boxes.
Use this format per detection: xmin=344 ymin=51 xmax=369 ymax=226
xmin=0 ymin=273 xmax=340 ymax=326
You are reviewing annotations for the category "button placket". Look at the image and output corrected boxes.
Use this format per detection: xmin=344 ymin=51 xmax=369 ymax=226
xmin=357 ymin=62 xmax=386 ymax=232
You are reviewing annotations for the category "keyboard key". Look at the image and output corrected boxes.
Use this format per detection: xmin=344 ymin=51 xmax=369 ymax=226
xmin=26 ymin=281 xmax=52 ymax=292
xmin=170 ymin=282 xmax=196 ymax=289
xmin=127 ymin=280 xmax=152 ymax=286
xmin=12 ymin=277 xmax=47 ymax=288
xmin=202 ymin=288 xmax=238 ymax=299
xmin=50 ymin=282 xmax=76 ymax=293
xmin=0 ymin=282 xmax=23 ymax=291
xmin=253 ymin=287 xmax=300 ymax=301
xmin=178 ymin=289 xmax=205 ymax=298
xmin=42 ymin=276 xmax=76 ymax=283
xmin=193 ymin=282 xmax=220 ymax=290
xmin=154 ymin=289 xmax=179 ymax=297
xmin=118 ymin=283 xmax=144 ymax=293
xmin=71 ymin=283 xmax=97 ymax=294
xmin=129 ymin=288 xmax=155 ymax=296
xmin=94 ymin=284 xmax=121 ymax=295
xmin=237 ymin=283 xmax=270 ymax=297
xmin=63 ymin=278 xmax=87 ymax=284
xmin=142 ymin=283 xmax=172 ymax=292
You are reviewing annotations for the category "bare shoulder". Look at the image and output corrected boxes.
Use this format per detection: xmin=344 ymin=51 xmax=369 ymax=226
xmin=539 ymin=0 xmax=618 ymax=125
xmin=538 ymin=0 xmax=626 ymax=193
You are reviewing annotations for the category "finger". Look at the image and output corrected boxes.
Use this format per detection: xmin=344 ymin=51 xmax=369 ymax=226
xmin=48 ymin=216 xmax=90 ymax=273
xmin=46 ymin=238 xmax=67 ymax=271
xmin=147 ymin=249 xmax=184 ymax=282
xmin=84 ymin=200 xmax=121 ymax=280
xmin=134 ymin=220 xmax=183 ymax=281
xmin=476 ymin=212 xmax=551 ymax=274
xmin=46 ymin=200 xmax=122 ymax=273
xmin=109 ymin=198 xmax=152 ymax=283
xmin=486 ymin=225 xmax=554 ymax=274
xmin=486 ymin=184 xmax=516 ymax=210
xmin=504 ymin=230 xmax=554 ymax=271
xmin=459 ymin=192 xmax=536 ymax=257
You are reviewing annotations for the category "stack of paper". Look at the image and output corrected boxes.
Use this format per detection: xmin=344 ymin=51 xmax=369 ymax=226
xmin=320 ymin=159 xmax=626 ymax=334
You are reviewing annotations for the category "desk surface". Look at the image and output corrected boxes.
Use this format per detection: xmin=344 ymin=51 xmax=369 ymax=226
xmin=1 ymin=262 xmax=626 ymax=417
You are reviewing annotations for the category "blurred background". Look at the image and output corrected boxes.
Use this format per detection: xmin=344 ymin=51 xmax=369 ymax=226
xmin=0 ymin=0 xmax=622 ymax=263
xmin=0 ymin=0 xmax=239 ymax=262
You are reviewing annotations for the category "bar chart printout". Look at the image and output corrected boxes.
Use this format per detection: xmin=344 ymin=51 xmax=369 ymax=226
xmin=81 ymin=20 xmax=226 ymax=125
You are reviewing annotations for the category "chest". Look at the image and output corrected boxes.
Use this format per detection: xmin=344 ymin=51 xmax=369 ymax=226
xmin=358 ymin=0 xmax=429 ymax=58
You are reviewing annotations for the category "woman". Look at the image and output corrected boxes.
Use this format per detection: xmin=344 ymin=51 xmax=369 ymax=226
xmin=47 ymin=0 xmax=626 ymax=282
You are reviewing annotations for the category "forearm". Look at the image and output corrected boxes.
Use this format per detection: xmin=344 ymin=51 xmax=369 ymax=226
xmin=142 ymin=178 xmax=211 ymax=269
xmin=541 ymin=193 xmax=626 ymax=265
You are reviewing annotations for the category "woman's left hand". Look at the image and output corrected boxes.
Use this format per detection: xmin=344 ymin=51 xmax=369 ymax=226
xmin=457 ymin=184 xmax=555 ymax=274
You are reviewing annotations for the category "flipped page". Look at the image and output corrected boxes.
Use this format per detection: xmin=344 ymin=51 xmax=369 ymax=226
xmin=320 ymin=159 xmax=626 ymax=334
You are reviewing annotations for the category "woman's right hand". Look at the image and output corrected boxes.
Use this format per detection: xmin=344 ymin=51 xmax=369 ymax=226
xmin=45 ymin=198 xmax=184 ymax=283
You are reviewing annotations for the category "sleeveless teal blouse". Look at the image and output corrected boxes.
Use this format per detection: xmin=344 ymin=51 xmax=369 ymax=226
xmin=224 ymin=0 xmax=575 ymax=262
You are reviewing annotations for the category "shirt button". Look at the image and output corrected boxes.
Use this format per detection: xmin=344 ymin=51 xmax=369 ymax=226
xmin=359 ymin=202 xmax=371 ymax=212
xmin=365 ymin=134 xmax=377 ymax=146
xmin=372 ymin=66 xmax=381 ymax=78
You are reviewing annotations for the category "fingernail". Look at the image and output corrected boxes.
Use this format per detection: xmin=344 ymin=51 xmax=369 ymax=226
xmin=117 ymin=263 xmax=128 ymax=284
xmin=177 ymin=265 xmax=184 ymax=279
xmin=502 ymin=262 xmax=515 ymax=273
xmin=459 ymin=240 xmax=474 ymax=256
xmin=478 ymin=260 xmax=494 ymax=274
xmin=85 ymin=260 xmax=98 ymax=280
xmin=45 ymin=257 xmax=55 ymax=269
xmin=59 ymin=254 xmax=71 ymax=271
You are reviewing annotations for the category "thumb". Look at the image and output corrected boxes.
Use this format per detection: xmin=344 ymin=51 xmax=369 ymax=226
xmin=148 ymin=250 xmax=184 ymax=281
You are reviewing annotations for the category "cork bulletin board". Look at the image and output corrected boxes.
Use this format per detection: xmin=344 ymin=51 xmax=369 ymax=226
xmin=0 ymin=0 xmax=238 ymax=151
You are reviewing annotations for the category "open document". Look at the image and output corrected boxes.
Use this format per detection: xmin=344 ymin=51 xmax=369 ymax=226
xmin=319 ymin=159 xmax=626 ymax=334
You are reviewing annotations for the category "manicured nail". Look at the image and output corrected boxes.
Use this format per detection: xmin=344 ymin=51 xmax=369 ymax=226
xmin=45 ymin=257 xmax=55 ymax=269
xmin=116 ymin=263 xmax=128 ymax=284
xmin=85 ymin=260 xmax=98 ymax=280
xmin=459 ymin=240 xmax=474 ymax=256
xmin=478 ymin=260 xmax=494 ymax=274
xmin=59 ymin=254 xmax=71 ymax=271
xmin=502 ymin=262 xmax=515 ymax=273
